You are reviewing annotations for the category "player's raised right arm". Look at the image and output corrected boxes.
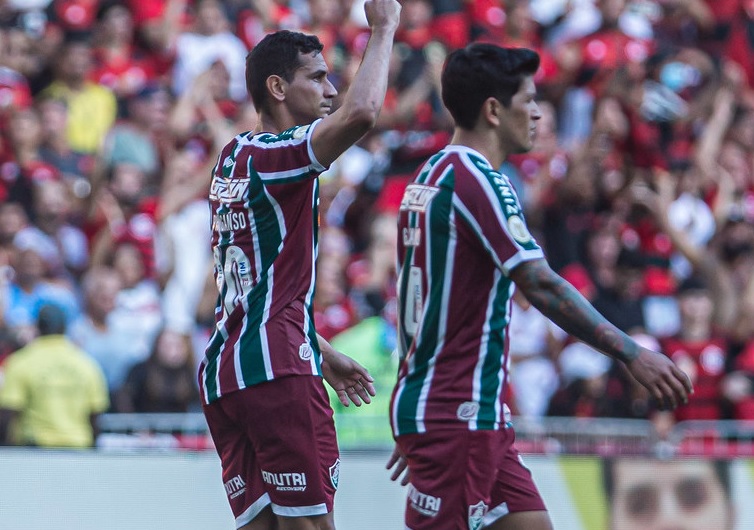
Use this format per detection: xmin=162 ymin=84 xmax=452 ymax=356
xmin=311 ymin=0 xmax=401 ymax=167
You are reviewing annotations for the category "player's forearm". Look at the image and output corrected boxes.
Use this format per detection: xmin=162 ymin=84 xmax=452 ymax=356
xmin=512 ymin=260 xmax=639 ymax=363
xmin=316 ymin=333 xmax=336 ymax=361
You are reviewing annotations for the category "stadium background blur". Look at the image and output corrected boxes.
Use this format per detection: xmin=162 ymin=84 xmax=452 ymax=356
xmin=1 ymin=0 xmax=754 ymax=528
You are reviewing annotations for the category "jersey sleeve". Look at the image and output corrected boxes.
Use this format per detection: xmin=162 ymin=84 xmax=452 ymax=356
xmin=453 ymin=157 xmax=544 ymax=275
xmin=245 ymin=119 xmax=327 ymax=184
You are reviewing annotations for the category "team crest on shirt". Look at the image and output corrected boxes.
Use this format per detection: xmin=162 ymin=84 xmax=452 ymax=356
xmin=507 ymin=215 xmax=532 ymax=244
xmin=468 ymin=501 xmax=488 ymax=530
xmin=329 ymin=458 xmax=340 ymax=489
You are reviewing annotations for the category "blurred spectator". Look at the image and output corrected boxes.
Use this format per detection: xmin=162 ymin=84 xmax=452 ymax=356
xmin=0 ymin=202 xmax=28 ymax=273
xmin=99 ymin=82 xmax=172 ymax=177
xmin=126 ymin=0 xmax=189 ymax=54
xmin=659 ymin=275 xmax=729 ymax=422
xmin=507 ymin=288 xmax=567 ymax=418
xmin=0 ymin=304 xmax=109 ymax=448
xmin=87 ymin=162 xmax=158 ymax=278
xmin=40 ymin=32 xmax=117 ymax=154
xmin=36 ymin=95 xmax=94 ymax=196
xmin=547 ymin=341 xmax=615 ymax=418
xmin=0 ymin=107 xmax=57 ymax=215
xmin=156 ymin=148 xmax=212 ymax=333
xmin=168 ymin=61 xmax=237 ymax=161
xmin=0 ymin=29 xmax=34 ymax=123
xmin=1 ymin=242 xmax=80 ymax=344
xmin=591 ymin=245 xmax=648 ymax=334
xmin=90 ymin=1 xmax=167 ymax=103
xmin=171 ymin=0 xmax=247 ymax=102
xmin=13 ymin=178 xmax=89 ymax=282
xmin=314 ymin=227 xmax=357 ymax=341
xmin=347 ymin=212 xmax=398 ymax=321
xmin=558 ymin=0 xmax=654 ymax=147
xmin=109 ymin=242 xmax=163 ymax=361
xmin=68 ymin=265 xmax=141 ymax=399
xmin=114 ymin=327 xmax=200 ymax=413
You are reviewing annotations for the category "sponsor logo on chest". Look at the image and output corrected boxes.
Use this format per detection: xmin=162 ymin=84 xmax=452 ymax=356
xmin=210 ymin=176 xmax=250 ymax=203
xmin=400 ymin=184 xmax=439 ymax=213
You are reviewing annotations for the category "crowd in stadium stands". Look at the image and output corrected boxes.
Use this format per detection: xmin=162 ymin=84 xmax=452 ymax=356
xmin=1 ymin=0 xmax=754 ymax=446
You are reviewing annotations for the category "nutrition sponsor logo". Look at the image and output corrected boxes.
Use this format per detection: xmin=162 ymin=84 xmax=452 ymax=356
xmin=261 ymin=470 xmax=308 ymax=492
xmin=407 ymin=484 xmax=442 ymax=517
xmin=224 ymin=475 xmax=247 ymax=500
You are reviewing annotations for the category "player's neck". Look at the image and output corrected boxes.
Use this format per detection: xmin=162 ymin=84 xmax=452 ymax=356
xmin=255 ymin=113 xmax=286 ymax=135
xmin=450 ymin=129 xmax=507 ymax=169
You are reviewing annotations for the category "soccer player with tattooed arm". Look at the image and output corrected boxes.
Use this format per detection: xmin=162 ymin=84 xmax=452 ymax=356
xmin=386 ymin=44 xmax=693 ymax=530
xmin=199 ymin=1 xmax=401 ymax=529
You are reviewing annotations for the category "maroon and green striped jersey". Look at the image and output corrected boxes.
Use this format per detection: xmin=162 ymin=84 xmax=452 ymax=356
xmin=199 ymin=121 xmax=327 ymax=404
xmin=390 ymin=145 xmax=545 ymax=436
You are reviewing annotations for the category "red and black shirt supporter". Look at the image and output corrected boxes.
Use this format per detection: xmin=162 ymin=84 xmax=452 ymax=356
xmin=570 ymin=28 xmax=654 ymax=97
xmin=728 ymin=341 xmax=754 ymax=420
xmin=661 ymin=335 xmax=728 ymax=421
xmin=85 ymin=194 xmax=159 ymax=279
xmin=90 ymin=46 xmax=164 ymax=99
xmin=48 ymin=0 xmax=101 ymax=32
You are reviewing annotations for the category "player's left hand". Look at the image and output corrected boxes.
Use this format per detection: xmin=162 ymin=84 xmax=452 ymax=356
xmin=627 ymin=347 xmax=693 ymax=410
xmin=386 ymin=444 xmax=410 ymax=486
xmin=321 ymin=349 xmax=376 ymax=407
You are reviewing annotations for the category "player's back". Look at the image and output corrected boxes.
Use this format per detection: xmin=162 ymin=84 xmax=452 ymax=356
xmin=392 ymin=145 xmax=544 ymax=435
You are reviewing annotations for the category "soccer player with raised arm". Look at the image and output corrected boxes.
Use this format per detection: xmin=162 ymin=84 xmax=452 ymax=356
xmin=200 ymin=1 xmax=401 ymax=529
xmin=387 ymin=44 xmax=693 ymax=530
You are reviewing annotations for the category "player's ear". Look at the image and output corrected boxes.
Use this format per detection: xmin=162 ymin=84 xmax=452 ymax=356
xmin=266 ymin=75 xmax=287 ymax=103
xmin=483 ymin=97 xmax=501 ymax=127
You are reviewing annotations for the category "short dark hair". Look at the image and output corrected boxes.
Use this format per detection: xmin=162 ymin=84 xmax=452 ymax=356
xmin=245 ymin=30 xmax=324 ymax=113
xmin=441 ymin=44 xmax=540 ymax=130
xmin=37 ymin=304 xmax=67 ymax=336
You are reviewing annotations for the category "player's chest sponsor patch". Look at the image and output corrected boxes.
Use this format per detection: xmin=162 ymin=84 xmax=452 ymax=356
xmin=400 ymin=184 xmax=440 ymax=213
xmin=210 ymin=176 xmax=250 ymax=203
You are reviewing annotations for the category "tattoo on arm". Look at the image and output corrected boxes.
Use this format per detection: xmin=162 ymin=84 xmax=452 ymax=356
xmin=511 ymin=259 xmax=639 ymax=363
